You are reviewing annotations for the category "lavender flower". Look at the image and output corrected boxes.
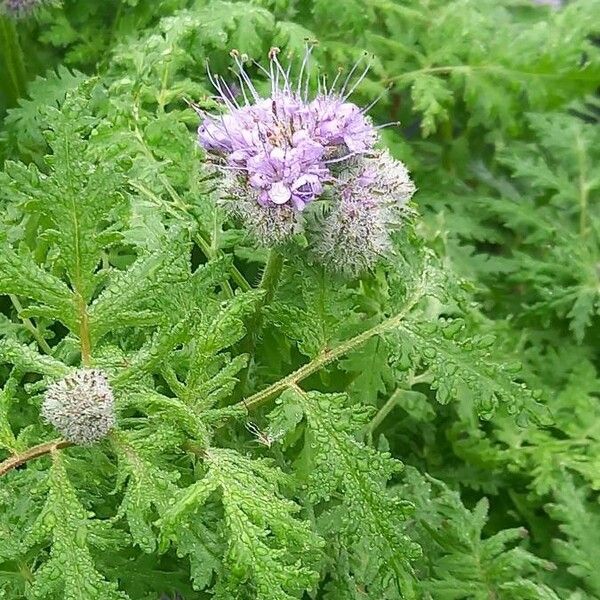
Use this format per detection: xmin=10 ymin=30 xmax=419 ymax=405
xmin=198 ymin=46 xmax=416 ymax=275
xmin=41 ymin=369 xmax=116 ymax=445
xmin=2 ymin=0 xmax=44 ymax=17
xmin=198 ymin=47 xmax=377 ymax=217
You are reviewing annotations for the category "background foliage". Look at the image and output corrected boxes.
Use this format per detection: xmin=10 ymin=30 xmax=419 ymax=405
xmin=0 ymin=0 xmax=599 ymax=598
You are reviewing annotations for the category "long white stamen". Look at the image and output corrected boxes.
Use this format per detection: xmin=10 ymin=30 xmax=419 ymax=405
xmin=252 ymin=59 xmax=271 ymax=78
xmin=271 ymin=53 xmax=291 ymax=93
xmin=343 ymin=61 xmax=371 ymax=101
xmin=374 ymin=121 xmax=400 ymax=130
xmin=269 ymin=52 xmax=278 ymax=93
xmin=339 ymin=52 xmax=368 ymax=97
xmin=208 ymin=63 xmax=240 ymax=112
xmin=328 ymin=67 xmax=343 ymax=96
xmin=232 ymin=52 xmax=261 ymax=102
xmin=285 ymin=62 xmax=292 ymax=93
xmin=230 ymin=67 xmax=250 ymax=106
xmin=297 ymin=45 xmax=313 ymax=96
xmin=325 ymin=152 xmax=358 ymax=164
xmin=217 ymin=75 xmax=241 ymax=109
xmin=361 ymin=86 xmax=391 ymax=114
xmin=303 ymin=64 xmax=312 ymax=101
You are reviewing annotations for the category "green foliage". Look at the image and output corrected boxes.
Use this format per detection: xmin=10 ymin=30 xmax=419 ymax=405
xmin=401 ymin=467 xmax=556 ymax=600
xmin=24 ymin=454 xmax=128 ymax=600
xmin=0 ymin=0 xmax=599 ymax=599
xmin=546 ymin=476 xmax=600 ymax=597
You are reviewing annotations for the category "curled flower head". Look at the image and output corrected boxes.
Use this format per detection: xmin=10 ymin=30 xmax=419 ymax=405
xmin=198 ymin=47 xmax=378 ymax=220
xmin=198 ymin=46 xmax=416 ymax=274
xmin=41 ymin=369 xmax=116 ymax=445
xmin=313 ymin=150 xmax=416 ymax=275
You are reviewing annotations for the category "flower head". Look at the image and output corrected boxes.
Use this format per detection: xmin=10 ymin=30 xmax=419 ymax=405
xmin=198 ymin=47 xmax=416 ymax=275
xmin=2 ymin=0 xmax=44 ymax=17
xmin=41 ymin=369 xmax=116 ymax=444
xmin=313 ymin=150 xmax=415 ymax=275
xmin=198 ymin=47 xmax=377 ymax=217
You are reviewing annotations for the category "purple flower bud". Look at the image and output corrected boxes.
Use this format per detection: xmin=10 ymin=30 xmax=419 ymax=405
xmin=41 ymin=369 xmax=116 ymax=444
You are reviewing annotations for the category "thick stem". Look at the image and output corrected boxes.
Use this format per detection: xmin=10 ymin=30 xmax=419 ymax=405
xmin=258 ymin=250 xmax=285 ymax=306
xmin=0 ymin=15 xmax=27 ymax=108
xmin=0 ymin=439 xmax=71 ymax=477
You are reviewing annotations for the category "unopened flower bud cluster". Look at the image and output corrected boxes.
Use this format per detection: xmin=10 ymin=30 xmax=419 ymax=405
xmin=42 ymin=369 xmax=116 ymax=445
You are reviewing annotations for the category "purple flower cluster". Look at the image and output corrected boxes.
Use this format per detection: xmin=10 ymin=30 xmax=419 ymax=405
xmin=2 ymin=0 xmax=43 ymax=17
xmin=198 ymin=47 xmax=415 ymax=275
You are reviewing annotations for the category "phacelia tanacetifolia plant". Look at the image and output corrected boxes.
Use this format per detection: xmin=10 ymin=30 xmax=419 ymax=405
xmin=197 ymin=47 xmax=416 ymax=275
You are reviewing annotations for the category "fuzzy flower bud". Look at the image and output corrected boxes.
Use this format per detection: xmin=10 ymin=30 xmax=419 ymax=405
xmin=313 ymin=150 xmax=415 ymax=276
xmin=220 ymin=171 xmax=299 ymax=245
xmin=41 ymin=369 xmax=116 ymax=444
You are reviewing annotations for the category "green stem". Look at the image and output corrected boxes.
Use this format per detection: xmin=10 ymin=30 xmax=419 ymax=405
xmin=364 ymin=388 xmax=403 ymax=439
xmin=258 ymin=249 xmax=285 ymax=306
xmin=0 ymin=14 xmax=27 ymax=108
xmin=231 ymin=271 xmax=427 ymax=414
xmin=9 ymin=295 xmax=53 ymax=355
xmin=76 ymin=292 xmax=92 ymax=367
xmin=237 ymin=250 xmax=285 ymax=397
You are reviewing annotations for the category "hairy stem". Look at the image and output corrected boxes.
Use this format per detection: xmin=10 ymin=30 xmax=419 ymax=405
xmin=259 ymin=250 xmax=285 ymax=306
xmin=77 ymin=293 xmax=92 ymax=367
xmin=0 ymin=439 xmax=72 ymax=477
xmin=237 ymin=250 xmax=285 ymax=396
xmin=0 ymin=15 xmax=27 ymax=108
xmin=234 ymin=273 xmax=427 ymax=414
